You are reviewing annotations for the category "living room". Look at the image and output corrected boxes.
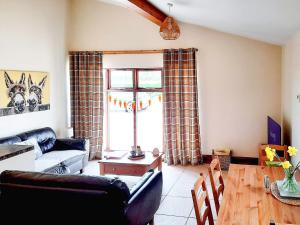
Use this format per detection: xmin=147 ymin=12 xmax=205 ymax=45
xmin=0 ymin=0 xmax=299 ymax=224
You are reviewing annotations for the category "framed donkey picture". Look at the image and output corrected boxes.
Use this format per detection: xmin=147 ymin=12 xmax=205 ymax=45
xmin=0 ymin=70 xmax=50 ymax=117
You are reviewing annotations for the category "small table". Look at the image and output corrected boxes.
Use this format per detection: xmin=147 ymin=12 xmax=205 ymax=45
xmin=98 ymin=151 xmax=163 ymax=176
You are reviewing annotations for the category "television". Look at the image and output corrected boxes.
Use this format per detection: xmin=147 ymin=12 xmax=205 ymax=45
xmin=267 ymin=116 xmax=281 ymax=145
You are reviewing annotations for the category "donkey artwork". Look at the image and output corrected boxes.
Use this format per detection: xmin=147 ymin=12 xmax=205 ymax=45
xmin=27 ymin=74 xmax=47 ymax=112
xmin=4 ymin=72 xmax=27 ymax=114
xmin=0 ymin=70 xmax=50 ymax=116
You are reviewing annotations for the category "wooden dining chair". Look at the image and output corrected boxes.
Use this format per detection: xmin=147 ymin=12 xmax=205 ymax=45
xmin=191 ymin=173 xmax=214 ymax=225
xmin=208 ymin=158 xmax=225 ymax=214
xmin=259 ymin=144 xmax=288 ymax=166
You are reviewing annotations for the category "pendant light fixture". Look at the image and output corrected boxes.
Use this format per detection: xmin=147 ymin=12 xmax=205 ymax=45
xmin=159 ymin=3 xmax=180 ymax=40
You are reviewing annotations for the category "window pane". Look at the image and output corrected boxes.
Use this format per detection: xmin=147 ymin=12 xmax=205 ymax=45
xmin=110 ymin=70 xmax=133 ymax=88
xmin=138 ymin=70 xmax=162 ymax=88
xmin=108 ymin=92 xmax=134 ymax=150
xmin=137 ymin=92 xmax=163 ymax=151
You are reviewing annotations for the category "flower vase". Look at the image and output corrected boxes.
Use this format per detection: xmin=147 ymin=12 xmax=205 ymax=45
xmin=281 ymin=170 xmax=298 ymax=193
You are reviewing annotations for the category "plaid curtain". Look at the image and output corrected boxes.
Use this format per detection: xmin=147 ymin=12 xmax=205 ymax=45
xmin=69 ymin=51 xmax=103 ymax=160
xmin=163 ymin=48 xmax=201 ymax=165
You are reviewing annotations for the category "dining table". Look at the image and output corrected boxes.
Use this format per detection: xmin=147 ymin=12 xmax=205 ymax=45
xmin=216 ymin=164 xmax=300 ymax=225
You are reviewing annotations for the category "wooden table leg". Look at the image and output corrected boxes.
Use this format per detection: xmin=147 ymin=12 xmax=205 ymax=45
xmin=99 ymin=163 xmax=105 ymax=175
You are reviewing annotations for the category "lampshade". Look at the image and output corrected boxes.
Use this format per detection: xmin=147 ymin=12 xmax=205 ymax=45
xmin=159 ymin=16 xmax=180 ymax=40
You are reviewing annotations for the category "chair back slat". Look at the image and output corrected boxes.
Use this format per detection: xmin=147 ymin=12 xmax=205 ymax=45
xmin=191 ymin=173 xmax=214 ymax=225
xmin=208 ymin=158 xmax=225 ymax=214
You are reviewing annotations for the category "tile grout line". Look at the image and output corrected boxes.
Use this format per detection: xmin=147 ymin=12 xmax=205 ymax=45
xmin=162 ymin=165 xmax=210 ymax=221
xmin=159 ymin=167 xmax=184 ymax=204
xmin=155 ymin=213 xmax=190 ymax=218
xmin=163 ymin=168 xmax=185 ymax=197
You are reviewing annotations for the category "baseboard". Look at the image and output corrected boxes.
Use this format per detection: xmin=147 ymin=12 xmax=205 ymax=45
xmin=202 ymin=154 xmax=258 ymax=165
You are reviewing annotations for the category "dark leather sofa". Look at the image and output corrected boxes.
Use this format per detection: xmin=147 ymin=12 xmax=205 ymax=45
xmin=0 ymin=169 xmax=163 ymax=225
xmin=0 ymin=127 xmax=88 ymax=174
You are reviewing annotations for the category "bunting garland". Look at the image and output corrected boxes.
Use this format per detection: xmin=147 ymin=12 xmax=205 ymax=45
xmin=139 ymin=101 xmax=143 ymax=109
xmin=107 ymin=94 xmax=162 ymax=111
xmin=132 ymin=101 xmax=136 ymax=111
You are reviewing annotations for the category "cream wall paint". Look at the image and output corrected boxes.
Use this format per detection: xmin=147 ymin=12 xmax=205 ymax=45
xmin=0 ymin=0 xmax=70 ymax=138
xmin=70 ymin=0 xmax=282 ymax=157
xmin=103 ymin=54 xmax=163 ymax=69
xmin=282 ymin=31 xmax=300 ymax=164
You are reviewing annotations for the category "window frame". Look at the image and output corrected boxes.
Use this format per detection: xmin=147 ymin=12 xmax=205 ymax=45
xmin=104 ymin=68 xmax=163 ymax=150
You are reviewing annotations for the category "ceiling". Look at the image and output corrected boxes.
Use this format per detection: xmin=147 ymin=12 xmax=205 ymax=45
xmin=99 ymin=0 xmax=300 ymax=45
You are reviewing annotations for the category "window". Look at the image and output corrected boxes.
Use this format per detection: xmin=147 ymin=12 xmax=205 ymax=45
xmin=104 ymin=69 xmax=163 ymax=151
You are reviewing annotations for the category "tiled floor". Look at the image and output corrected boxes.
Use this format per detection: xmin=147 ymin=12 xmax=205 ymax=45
xmin=83 ymin=161 xmax=227 ymax=225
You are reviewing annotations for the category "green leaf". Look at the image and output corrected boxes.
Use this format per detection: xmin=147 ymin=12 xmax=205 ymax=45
xmin=265 ymin=161 xmax=281 ymax=167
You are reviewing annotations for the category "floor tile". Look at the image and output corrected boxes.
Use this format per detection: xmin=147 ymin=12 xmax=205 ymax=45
xmin=168 ymin=178 xmax=195 ymax=197
xmin=189 ymin=199 xmax=217 ymax=220
xmin=186 ymin=218 xmax=197 ymax=225
xmin=161 ymin=195 xmax=166 ymax=203
xmin=183 ymin=164 xmax=209 ymax=175
xmin=162 ymin=175 xmax=180 ymax=195
xmin=154 ymin=215 xmax=188 ymax=225
xmin=83 ymin=160 xmax=99 ymax=176
xmin=161 ymin=163 xmax=184 ymax=195
xmin=157 ymin=196 xmax=193 ymax=217
xmin=168 ymin=166 xmax=210 ymax=198
xmin=186 ymin=217 xmax=215 ymax=225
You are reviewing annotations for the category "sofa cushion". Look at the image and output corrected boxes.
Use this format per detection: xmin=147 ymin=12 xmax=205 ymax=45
xmin=15 ymin=139 xmax=43 ymax=159
xmin=17 ymin=127 xmax=56 ymax=153
xmin=35 ymin=159 xmax=61 ymax=172
xmin=128 ymin=170 xmax=154 ymax=197
xmin=39 ymin=150 xmax=86 ymax=166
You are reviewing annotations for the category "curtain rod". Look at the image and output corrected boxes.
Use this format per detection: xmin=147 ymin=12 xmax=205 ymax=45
xmin=69 ymin=48 xmax=198 ymax=55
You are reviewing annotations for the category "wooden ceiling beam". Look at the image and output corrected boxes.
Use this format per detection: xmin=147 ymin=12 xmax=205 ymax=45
xmin=125 ymin=0 xmax=167 ymax=26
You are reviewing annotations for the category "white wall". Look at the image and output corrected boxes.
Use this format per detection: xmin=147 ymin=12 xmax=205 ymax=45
xmin=0 ymin=0 xmax=70 ymax=137
xmin=70 ymin=0 xmax=282 ymax=157
xmin=282 ymin=31 xmax=300 ymax=164
xmin=103 ymin=54 xmax=163 ymax=69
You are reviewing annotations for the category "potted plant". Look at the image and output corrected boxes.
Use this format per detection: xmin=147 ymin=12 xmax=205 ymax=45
xmin=265 ymin=146 xmax=300 ymax=193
